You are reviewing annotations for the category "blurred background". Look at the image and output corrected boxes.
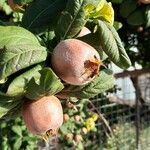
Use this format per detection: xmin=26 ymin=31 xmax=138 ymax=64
xmin=0 ymin=0 xmax=150 ymax=149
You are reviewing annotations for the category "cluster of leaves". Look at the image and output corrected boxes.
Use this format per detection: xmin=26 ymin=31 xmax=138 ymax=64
xmin=110 ymin=0 xmax=150 ymax=68
xmin=0 ymin=1 xmax=149 ymax=149
xmin=119 ymin=0 xmax=150 ymax=28
xmin=0 ymin=0 xmax=131 ymax=121
xmin=0 ymin=117 xmax=39 ymax=150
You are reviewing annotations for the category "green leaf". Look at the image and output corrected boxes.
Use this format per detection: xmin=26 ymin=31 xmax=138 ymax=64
xmin=14 ymin=0 xmax=33 ymax=5
xmin=97 ymin=20 xmax=131 ymax=69
xmin=145 ymin=6 xmax=150 ymax=28
xmin=12 ymin=125 xmax=22 ymax=136
xmin=13 ymin=137 xmax=22 ymax=150
xmin=59 ymin=69 xmax=114 ymax=99
xmin=120 ymin=0 xmax=137 ymax=18
xmin=0 ymin=26 xmax=40 ymax=46
xmin=55 ymin=0 xmax=101 ymax=40
xmin=0 ymin=92 xmax=21 ymax=118
xmin=0 ymin=0 xmax=12 ymax=15
xmin=25 ymin=68 xmax=64 ymax=100
xmin=55 ymin=0 xmax=87 ymax=40
xmin=0 ymin=44 xmax=47 ymax=80
xmin=2 ymin=102 xmax=22 ymax=120
xmin=7 ymin=65 xmax=42 ymax=96
xmin=0 ymin=23 xmax=47 ymax=80
xmin=113 ymin=21 xmax=123 ymax=30
xmin=21 ymin=0 xmax=68 ymax=33
xmin=111 ymin=0 xmax=123 ymax=4
xmin=127 ymin=8 xmax=145 ymax=26
xmin=0 ymin=20 xmax=7 ymax=26
xmin=78 ymin=33 xmax=108 ymax=61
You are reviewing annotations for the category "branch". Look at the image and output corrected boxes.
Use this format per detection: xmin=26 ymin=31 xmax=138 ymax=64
xmin=114 ymin=68 xmax=150 ymax=79
xmin=87 ymin=100 xmax=113 ymax=137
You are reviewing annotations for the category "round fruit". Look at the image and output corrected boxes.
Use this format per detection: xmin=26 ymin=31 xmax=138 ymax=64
xmin=22 ymin=96 xmax=63 ymax=136
xmin=138 ymin=0 xmax=150 ymax=4
xmin=77 ymin=27 xmax=91 ymax=37
xmin=51 ymin=39 xmax=101 ymax=85
xmin=65 ymin=133 xmax=73 ymax=141
xmin=81 ymin=127 xmax=88 ymax=134
xmin=74 ymin=134 xmax=83 ymax=143
xmin=137 ymin=26 xmax=143 ymax=33
xmin=63 ymin=113 xmax=70 ymax=122
xmin=74 ymin=115 xmax=81 ymax=122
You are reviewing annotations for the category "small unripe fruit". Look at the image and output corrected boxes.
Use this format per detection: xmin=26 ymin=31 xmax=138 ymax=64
xmin=65 ymin=133 xmax=73 ymax=141
xmin=66 ymin=101 xmax=75 ymax=108
xmin=22 ymin=96 xmax=63 ymax=136
xmin=63 ymin=114 xmax=70 ymax=122
xmin=137 ymin=26 xmax=143 ymax=33
xmin=74 ymin=134 xmax=83 ymax=143
xmin=81 ymin=127 xmax=88 ymax=134
xmin=51 ymin=39 xmax=101 ymax=85
xmin=74 ymin=115 xmax=81 ymax=122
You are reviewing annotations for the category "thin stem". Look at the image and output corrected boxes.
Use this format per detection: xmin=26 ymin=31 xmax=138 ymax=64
xmin=87 ymin=100 xmax=114 ymax=137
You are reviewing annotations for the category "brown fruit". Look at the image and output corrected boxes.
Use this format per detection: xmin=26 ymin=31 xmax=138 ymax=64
xmin=138 ymin=0 xmax=150 ymax=4
xmin=137 ymin=26 xmax=143 ymax=33
xmin=51 ymin=39 xmax=101 ymax=85
xmin=8 ymin=0 xmax=24 ymax=11
xmin=77 ymin=27 xmax=91 ymax=37
xmin=22 ymin=96 xmax=63 ymax=136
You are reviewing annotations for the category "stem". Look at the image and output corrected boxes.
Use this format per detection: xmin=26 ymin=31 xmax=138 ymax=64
xmin=87 ymin=100 xmax=113 ymax=137
xmin=114 ymin=68 xmax=150 ymax=79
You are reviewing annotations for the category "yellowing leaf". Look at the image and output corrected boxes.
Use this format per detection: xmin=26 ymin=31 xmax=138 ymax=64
xmin=95 ymin=2 xmax=114 ymax=25
xmin=84 ymin=1 xmax=114 ymax=25
xmin=84 ymin=0 xmax=106 ymax=17
xmin=84 ymin=4 xmax=95 ymax=16
xmin=96 ymin=0 xmax=106 ymax=12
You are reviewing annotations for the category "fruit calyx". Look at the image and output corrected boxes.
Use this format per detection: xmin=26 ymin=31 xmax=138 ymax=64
xmin=82 ymin=58 xmax=102 ymax=79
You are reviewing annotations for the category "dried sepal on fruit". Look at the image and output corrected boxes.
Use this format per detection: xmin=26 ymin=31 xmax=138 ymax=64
xmin=8 ymin=0 xmax=25 ymax=11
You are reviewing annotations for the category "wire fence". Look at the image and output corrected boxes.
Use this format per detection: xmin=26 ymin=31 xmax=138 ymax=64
xmin=39 ymin=69 xmax=150 ymax=150
xmin=96 ymin=69 xmax=150 ymax=150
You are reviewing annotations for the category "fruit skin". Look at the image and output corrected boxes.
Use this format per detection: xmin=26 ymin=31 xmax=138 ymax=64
xmin=51 ymin=39 xmax=100 ymax=85
xmin=22 ymin=96 xmax=63 ymax=135
xmin=77 ymin=27 xmax=91 ymax=37
xmin=138 ymin=0 xmax=150 ymax=4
